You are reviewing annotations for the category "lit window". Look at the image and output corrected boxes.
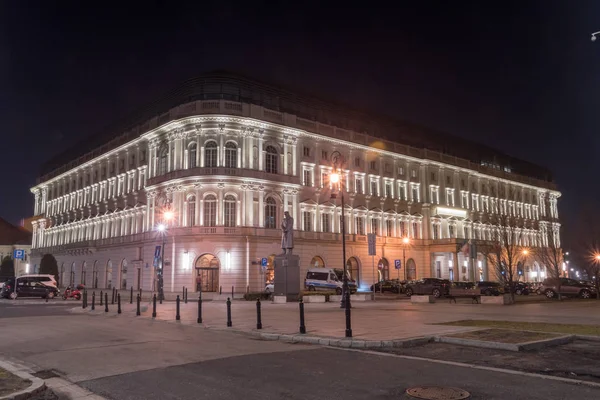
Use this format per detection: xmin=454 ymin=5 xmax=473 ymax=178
xmin=204 ymin=195 xmax=217 ymax=227
xmin=265 ymin=146 xmax=278 ymax=174
xmin=265 ymin=198 xmax=277 ymax=229
xmin=205 ymin=141 xmax=218 ymax=168
xmin=225 ymin=142 xmax=237 ymax=168
xmin=224 ymin=195 xmax=236 ymax=227
xmin=188 ymin=143 xmax=197 ymax=169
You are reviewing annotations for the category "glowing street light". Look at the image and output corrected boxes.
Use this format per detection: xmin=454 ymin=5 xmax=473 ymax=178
xmin=401 ymin=237 xmax=410 ymax=281
xmin=522 ymin=249 xmax=529 ymax=256
xmin=595 ymin=254 xmax=600 ymax=262
xmin=164 ymin=210 xmax=174 ymax=221
xmin=157 ymin=223 xmax=166 ymax=232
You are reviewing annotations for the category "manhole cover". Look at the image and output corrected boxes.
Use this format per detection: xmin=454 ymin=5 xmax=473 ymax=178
xmin=406 ymin=386 xmax=470 ymax=400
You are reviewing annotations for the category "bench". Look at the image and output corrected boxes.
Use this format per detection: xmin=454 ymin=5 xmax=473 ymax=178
xmin=447 ymin=288 xmax=480 ymax=304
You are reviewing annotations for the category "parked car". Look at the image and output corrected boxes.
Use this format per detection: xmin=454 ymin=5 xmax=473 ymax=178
xmin=18 ymin=274 xmax=58 ymax=289
xmin=0 ymin=277 xmax=59 ymax=299
xmin=305 ymin=268 xmax=357 ymax=294
xmin=404 ymin=278 xmax=450 ymax=298
xmin=539 ymin=278 xmax=597 ymax=299
xmin=513 ymin=282 xmax=530 ymax=295
xmin=478 ymin=281 xmax=505 ymax=296
xmin=370 ymin=279 xmax=402 ymax=294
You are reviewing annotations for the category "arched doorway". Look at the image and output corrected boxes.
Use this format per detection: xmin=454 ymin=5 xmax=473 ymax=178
xmin=346 ymin=257 xmax=360 ymax=286
xmin=106 ymin=260 xmax=113 ymax=289
xmin=378 ymin=258 xmax=390 ymax=281
xmin=310 ymin=256 xmax=325 ymax=268
xmin=120 ymin=259 xmax=128 ymax=289
xmin=406 ymin=258 xmax=417 ymax=280
xmin=195 ymin=254 xmax=220 ymax=292
xmin=92 ymin=261 xmax=99 ymax=289
xmin=81 ymin=261 xmax=87 ymax=285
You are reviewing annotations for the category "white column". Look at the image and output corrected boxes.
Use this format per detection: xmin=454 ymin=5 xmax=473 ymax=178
xmin=247 ymin=136 xmax=254 ymax=169
xmin=241 ymin=133 xmax=246 ymax=168
xmin=195 ymin=188 xmax=200 ymax=226
xmin=258 ymin=190 xmax=264 ymax=228
xmin=292 ymin=140 xmax=297 ymax=176
xmin=219 ymin=133 xmax=224 ymax=167
xmin=217 ymin=190 xmax=223 ymax=226
xmin=283 ymin=140 xmax=289 ymax=175
xmin=258 ymin=134 xmax=264 ymax=171
xmin=196 ymin=133 xmax=201 ymax=167
xmin=200 ymin=146 xmax=205 ymax=167
xmin=241 ymin=189 xmax=246 ymax=226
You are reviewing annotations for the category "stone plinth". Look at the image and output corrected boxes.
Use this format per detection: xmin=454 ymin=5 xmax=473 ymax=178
xmin=351 ymin=294 xmax=372 ymax=301
xmin=302 ymin=295 xmax=326 ymax=303
xmin=273 ymin=295 xmax=287 ymax=304
xmin=273 ymin=254 xmax=301 ymax=301
xmin=481 ymin=294 xmax=513 ymax=305
xmin=411 ymin=295 xmax=435 ymax=303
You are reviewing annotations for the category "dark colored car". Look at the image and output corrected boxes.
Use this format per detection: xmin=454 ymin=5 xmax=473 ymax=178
xmin=511 ymin=282 xmax=530 ymax=295
xmin=478 ymin=281 xmax=505 ymax=296
xmin=539 ymin=278 xmax=597 ymax=299
xmin=370 ymin=279 xmax=402 ymax=293
xmin=0 ymin=277 xmax=59 ymax=300
xmin=404 ymin=278 xmax=450 ymax=298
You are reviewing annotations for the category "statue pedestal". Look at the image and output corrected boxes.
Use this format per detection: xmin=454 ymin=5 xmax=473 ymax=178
xmin=273 ymin=254 xmax=300 ymax=301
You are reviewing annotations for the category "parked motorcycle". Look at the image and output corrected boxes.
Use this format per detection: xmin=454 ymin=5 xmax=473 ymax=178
xmin=62 ymin=286 xmax=82 ymax=300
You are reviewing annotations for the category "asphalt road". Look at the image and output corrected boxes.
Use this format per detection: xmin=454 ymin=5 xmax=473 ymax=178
xmin=0 ymin=305 xmax=599 ymax=400
xmin=0 ymin=300 xmax=77 ymax=318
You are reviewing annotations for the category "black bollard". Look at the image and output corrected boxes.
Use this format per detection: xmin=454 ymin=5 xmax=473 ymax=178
xmin=82 ymin=289 xmax=86 ymax=309
xmin=112 ymin=288 xmax=115 ymax=304
xmin=183 ymin=286 xmax=185 ymax=298
xmin=92 ymin=292 xmax=95 ymax=311
xmin=159 ymin=290 xmax=163 ymax=304
xmin=152 ymin=294 xmax=157 ymax=318
xmin=139 ymin=288 xmax=143 ymax=301
xmin=197 ymin=292 xmax=203 ymax=324
xmin=184 ymin=288 xmax=188 ymax=304
xmin=176 ymin=295 xmax=181 ymax=321
xmin=256 ymin=298 xmax=262 ymax=329
xmin=219 ymin=286 xmax=222 ymax=295
xmin=104 ymin=293 xmax=108 ymax=312
xmin=136 ymin=294 xmax=141 ymax=316
xmin=100 ymin=290 xmax=103 ymax=306
xmin=117 ymin=293 xmax=122 ymax=314
xmin=84 ymin=289 xmax=88 ymax=308
xmin=344 ymin=291 xmax=352 ymax=338
xmin=226 ymin=297 xmax=232 ymax=327
xmin=130 ymin=286 xmax=133 ymax=304
xmin=299 ymin=298 xmax=306 ymax=334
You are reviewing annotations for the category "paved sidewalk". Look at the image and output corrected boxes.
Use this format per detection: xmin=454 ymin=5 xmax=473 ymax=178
xmin=75 ymin=297 xmax=600 ymax=341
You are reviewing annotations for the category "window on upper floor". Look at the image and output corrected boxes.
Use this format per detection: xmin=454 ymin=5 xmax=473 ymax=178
xmin=189 ymin=143 xmax=197 ymax=169
xmin=385 ymin=182 xmax=392 ymax=198
xmin=303 ymin=169 xmax=312 ymax=186
xmin=411 ymin=170 xmax=417 ymax=178
xmin=398 ymin=182 xmax=407 ymax=200
xmin=141 ymin=150 xmax=146 ymax=162
xmin=354 ymin=157 xmax=361 ymax=167
xmin=384 ymin=163 xmax=392 ymax=173
xmin=371 ymin=218 xmax=379 ymax=235
xmin=265 ymin=197 xmax=277 ymax=229
xmin=449 ymin=224 xmax=455 ymax=238
xmin=321 ymin=171 xmax=330 ymax=188
xmin=398 ymin=166 xmax=404 ymax=176
xmin=321 ymin=150 xmax=328 ymax=160
xmin=321 ymin=213 xmax=331 ymax=233
xmin=158 ymin=144 xmax=169 ymax=175
xmin=303 ymin=211 xmax=313 ymax=231
xmin=303 ymin=146 xmax=311 ymax=157
xmin=430 ymin=186 xmax=439 ymax=204
xmin=370 ymin=180 xmax=378 ymax=196
xmin=187 ymin=196 xmax=196 ymax=227
xmin=223 ymin=195 xmax=236 ymax=227
xmin=369 ymin=160 xmax=377 ymax=170
xmin=411 ymin=184 xmax=420 ymax=202
xmin=446 ymin=189 xmax=454 ymax=207
xmin=446 ymin=175 xmax=451 ymax=185
xmin=205 ymin=141 xmax=218 ymax=168
xmin=355 ymin=178 xmax=363 ymax=194
xmin=203 ymin=195 xmax=217 ymax=227
xmin=430 ymin=172 xmax=436 ymax=181
xmin=225 ymin=142 xmax=237 ymax=168
xmin=265 ymin=146 xmax=278 ymax=174
xmin=356 ymin=216 xmax=365 ymax=235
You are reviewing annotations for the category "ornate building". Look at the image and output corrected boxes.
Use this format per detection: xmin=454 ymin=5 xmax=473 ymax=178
xmin=29 ymin=72 xmax=560 ymax=293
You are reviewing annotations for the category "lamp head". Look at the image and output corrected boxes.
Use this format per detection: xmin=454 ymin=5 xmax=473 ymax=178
xmin=402 ymin=237 xmax=410 ymax=244
xmin=157 ymin=223 xmax=166 ymax=232
xmin=592 ymin=34 xmax=597 ymax=42
xmin=164 ymin=210 xmax=174 ymax=221
xmin=330 ymin=172 xmax=340 ymax=184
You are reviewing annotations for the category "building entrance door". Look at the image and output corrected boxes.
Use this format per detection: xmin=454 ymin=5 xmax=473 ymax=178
xmin=197 ymin=268 xmax=219 ymax=292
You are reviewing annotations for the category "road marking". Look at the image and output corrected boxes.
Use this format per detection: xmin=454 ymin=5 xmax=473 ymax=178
xmin=333 ymin=347 xmax=600 ymax=389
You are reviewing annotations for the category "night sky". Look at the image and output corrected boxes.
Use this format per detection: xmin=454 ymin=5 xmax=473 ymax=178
xmin=1 ymin=1 xmax=599 ymax=250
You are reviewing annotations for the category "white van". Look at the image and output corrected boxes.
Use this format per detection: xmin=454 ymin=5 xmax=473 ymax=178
xmin=304 ymin=268 xmax=357 ymax=294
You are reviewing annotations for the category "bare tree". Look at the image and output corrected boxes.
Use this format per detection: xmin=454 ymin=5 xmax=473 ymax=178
xmin=533 ymin=225 xmax=565 ymax=300
xmin=481 ymin=214 xmax=525 ymax=303
xmin=572 ymin=203 xmax=600 ymax=299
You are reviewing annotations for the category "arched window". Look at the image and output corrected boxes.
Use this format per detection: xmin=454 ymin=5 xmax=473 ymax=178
xmin=407 ymin=258 xmax=417 ymax=281
xmin=187 ymin=195 xmax=196 ymax=227
xmin=158 ymin=144 xmax=168 ymax=175
xmin=225 ymin=142 xmax=237 ymax=168
xmin=204 ymin=195 xmax=217 ymax=227
xmin=265 ymin=146 xmax=278 ymax=174
xmin=188 ymin=143 xmax=197 ymax=169
xmin=310 ymin=256 xmax=325 ymax=268
xmin=224 ymin=195 xmax=236 ymax=227
xmin=378 ymin=258 xmax=390 ymax=281
xmin=205 ymin=141 xmax=218 ymax=168
xmin=265 ymin=197 xmax=277 ymax=229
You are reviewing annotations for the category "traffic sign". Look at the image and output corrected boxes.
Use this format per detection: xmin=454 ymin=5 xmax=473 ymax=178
xmin=367 ymin=233 xmax=376 ymax=256
xmin=261 ymin=258 xmax=268 ymax=271
xmin=13 ymin=249 xmax=24 ymax=260
xmin=394 ymin=260 xmax=401 ymax=270
xmin=154 ymin=246 xmax=161 ymax=258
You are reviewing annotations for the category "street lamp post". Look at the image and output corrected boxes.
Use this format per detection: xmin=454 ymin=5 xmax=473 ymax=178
xmin=156 ymin=207 xmax=174 ymax=302
xmin=330 ymin=170 xmax=352 ymax=338
xmin=402 ymin=237 xmax=409 ymax=281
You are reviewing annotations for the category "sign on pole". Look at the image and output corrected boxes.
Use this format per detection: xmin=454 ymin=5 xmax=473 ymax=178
xmin=394 ymin=260 xmax=401 ymax=270
xmin=154 ymin=246 xmax=162 ymax=258
xmin=367 ymin=233 xmax=376 ymax=256
xmin=13 ymin=249 xmax=24 ymax=260
xmin=261 ymin=257 xmax=268 ymax=271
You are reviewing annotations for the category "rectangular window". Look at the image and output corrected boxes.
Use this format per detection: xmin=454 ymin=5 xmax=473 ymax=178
xmin=433 ymin=224 xmax=440 ymax=240
xmin=303 ymin=211 xmax=312 ymax=231
xmin=384 ymin=163 xmax=392 ymax=173
xmin=321 ymin=172 xmax=329 ymax=188
xmin=370 ymin=181 xmax=378 ymax=196
xmin=321 ymin=214 xmax=331 ymax=233
xmin=355 ymin=178 xmax=363 ymax=194
xmin=321 ymin=150 xmax=328 ymax=160
xmin=385 ymin=183 xmax=392 ymax=198
xmin=371 ymin=218 xmax=379 ymax=235
xmin=413 ymin=222 xmax=419 ymax=239
xmin=398 ymin=166 xmax=404 ymax=175
xmin=399 ymin=221 xmax=406 ymax=237
xmin=386 ymin=220 xmax=393 ymax=237
xmin=411 ymin=170 xmax=417 ymax=178
xmin=399 ymin=183 xmax=407 ymax=200
xmin=446 ymin=189 xmax=454 ymax=207
xmin=354 ymin=157 xmax=360 ymax=167
xmin=370 ymin=161 xmax=377 ymax=170
xmin=303 ymin=146 xmax=310 ymax=157
xmin=303 ymin=169 xmax=312 ymax=186
xmin=356 ymin=217 xmax=365 ymax=235
xmin=449 ymin=225 xmax=455 ymax=238
xmin=412 ymin=185 xmax=419 ymax=202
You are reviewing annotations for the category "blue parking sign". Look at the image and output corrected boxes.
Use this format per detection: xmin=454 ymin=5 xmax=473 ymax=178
xmin=13 ymin=249 xmax=24 ymax=260
xmin=394 ymin=260 xmax=401 ymax=270
xmin=154 ymin=246 xmax=162 ymax=258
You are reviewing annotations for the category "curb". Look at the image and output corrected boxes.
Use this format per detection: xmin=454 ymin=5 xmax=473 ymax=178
xmin=435 ymin=334 xmax=575 ymax=352
xmin=0 ymin=360 xmax=46 ymax=400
